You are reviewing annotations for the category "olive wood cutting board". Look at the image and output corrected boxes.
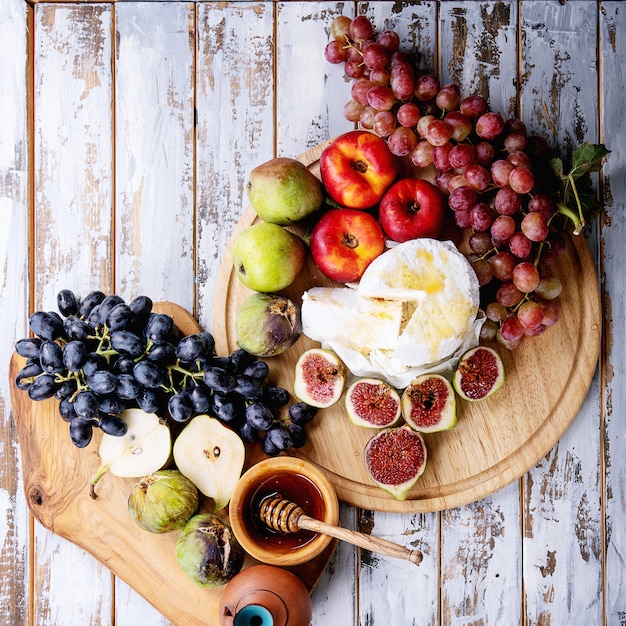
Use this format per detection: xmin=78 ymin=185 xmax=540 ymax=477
xmin=8 ymin=302 xmax=334 ymax=626
xmin=213 ymin=140 xmax=603 ymax=514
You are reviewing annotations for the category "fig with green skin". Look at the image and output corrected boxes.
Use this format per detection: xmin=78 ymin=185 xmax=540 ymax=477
xmin=401 ymin=374 xmax=457 ymax=433
xmin=345 ymin=378 xmax=402 ymax=428
xmin=293 ymin=348 xmax=346 ymax=408
xmin=236 ymin=293 xmax=302 ymax=357
xmin=176 ymin=513 xmax=245 ymax=589
xmin=365 ymin=425 xmax=427 ymax=500
xmin=128 ymin=470 xmax=198 ymax=534
xmin=453 ymin=346 xmax=505 ymax=401
xmin=247 ymin=157 xmax=324 ymax=225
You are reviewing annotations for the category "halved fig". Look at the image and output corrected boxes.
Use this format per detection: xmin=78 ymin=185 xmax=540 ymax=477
xmin=293 ymin=348 xmax=346 ymax=408
xmin=401 ymin=374 xmax=457 ymax=433
xmin=345 ymin=378 xmax=402 ymax=428
xmin=364 ymin=425 xmax=427 ymax=500
xmin=453 ymin=346 xmax=505 ymax=401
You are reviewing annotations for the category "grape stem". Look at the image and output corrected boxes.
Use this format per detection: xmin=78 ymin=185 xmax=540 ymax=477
xmin=162 ymin=361 xmax=204 ymax=394
xmin=556 ymin=200 xmax=584 ymax=235
xmin=555 ymin=173 xmax=586 ymax=236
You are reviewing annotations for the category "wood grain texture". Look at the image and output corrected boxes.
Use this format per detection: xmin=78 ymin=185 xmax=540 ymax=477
xmin=519 ymin=4 xmax=604 ymax=625
xmin=115 ymin=2 xmax=196 ymax=312
xmin=195 ymin=1 xmax=276 ymax=335
xmin=599 ymin=3 xmax=626 ymax=623
xmin=32 ymin=5 xmax=116 ymax=625
xmin=357 ymin=508 xmax=439 ymax=625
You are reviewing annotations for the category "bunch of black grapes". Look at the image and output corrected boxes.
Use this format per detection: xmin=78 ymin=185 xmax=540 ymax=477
xmin=14 ymin=289 xmax=316 ymax=454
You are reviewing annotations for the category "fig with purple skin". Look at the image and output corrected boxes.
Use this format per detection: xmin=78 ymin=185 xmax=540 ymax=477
xmin=453 ymin=346 xmax=505 ymax=401
xmin=235 ymin=292 xmax=302 ymax=358
xmin=293 ymin=348 xmax=346 ymax=408
xmin=345 ymin=377 xmax=402 ymax=428
xmin=401 ymin=374 xmax=457 ymax=433
xmin=365 ymin=425 xmax=427 ymax=500
xmin=176 ymin=513 xmax=244 ymax=588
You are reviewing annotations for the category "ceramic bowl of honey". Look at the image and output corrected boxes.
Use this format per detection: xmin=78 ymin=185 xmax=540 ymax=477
xmin=228 ymin=456 xmax=339 ymax=567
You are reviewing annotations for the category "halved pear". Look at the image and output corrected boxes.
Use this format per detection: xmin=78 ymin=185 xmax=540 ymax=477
xmin=173 ymin=415 xmax=245 ymax=513
xmin=90 ymin=408 xmax=171 ymax=499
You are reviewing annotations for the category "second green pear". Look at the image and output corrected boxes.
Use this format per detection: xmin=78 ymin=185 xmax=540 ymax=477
xmin=232 ymin=222 xmax=307 ymax=292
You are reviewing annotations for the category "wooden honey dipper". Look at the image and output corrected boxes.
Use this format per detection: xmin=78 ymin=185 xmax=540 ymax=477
xmin=259 ymin=495 xmax=423 ymax=565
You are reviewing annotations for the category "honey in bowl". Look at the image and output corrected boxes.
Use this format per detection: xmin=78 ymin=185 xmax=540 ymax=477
xmin=247 ymin=471 xmax=325 ymax=553
xmin=229 ymin=456 xmax=339 ymax=567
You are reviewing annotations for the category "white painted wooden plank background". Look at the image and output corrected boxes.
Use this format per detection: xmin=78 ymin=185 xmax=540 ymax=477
xmin=600 ymin=3 xmax=626 ymax=623
xmin=32 ymin=5 xmax=115 ymax=623
xmin=1 ymin=1 xmax=625 ymax=625
xmin=0 ymin=0 xmax=30 ymax=624
xmin=520 ymin=5 xmax=604 ymax=624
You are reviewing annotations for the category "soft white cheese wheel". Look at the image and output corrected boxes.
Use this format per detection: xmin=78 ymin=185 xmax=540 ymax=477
xmin=301 ymin=239 xmax=482 ymax=388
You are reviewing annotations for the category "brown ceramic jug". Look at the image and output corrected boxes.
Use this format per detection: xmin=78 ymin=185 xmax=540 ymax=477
xmin=219 ymin=564 xmax=312 ymax=626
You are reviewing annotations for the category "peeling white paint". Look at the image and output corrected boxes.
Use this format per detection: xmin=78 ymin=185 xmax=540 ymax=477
xmin=0 ymin=487 xmax=11 ymax=552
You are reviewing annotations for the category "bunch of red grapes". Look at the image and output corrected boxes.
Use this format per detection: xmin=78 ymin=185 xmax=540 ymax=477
xmin=324 ymin=14 xmax=567 ymax=350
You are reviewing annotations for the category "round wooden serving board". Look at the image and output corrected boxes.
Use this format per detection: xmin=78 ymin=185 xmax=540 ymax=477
xmin=213 ymin=140 xmax=602 ymax=514
xmin=9 ymin=302 xmax=334 ymax=626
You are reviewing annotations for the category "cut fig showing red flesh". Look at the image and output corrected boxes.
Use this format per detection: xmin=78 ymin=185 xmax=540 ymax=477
xmin=401 ymin=373 xmax=457 ymax=433
xmin=345 ymin=377 xmax=402 ymax=428
xmin=453 ymin=345 xmax=505 ymax=401
xmin=365 ymin=425 xmax=427 ymax=500
xmin=293 ymin=348 xmax=347 ymax=408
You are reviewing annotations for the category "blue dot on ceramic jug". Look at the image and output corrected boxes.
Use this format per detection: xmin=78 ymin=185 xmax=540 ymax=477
xmin=234 ymin=604 xmax=274 ymax=626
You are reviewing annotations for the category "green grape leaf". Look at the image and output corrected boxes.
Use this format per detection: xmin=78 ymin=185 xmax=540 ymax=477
xmin=569 ymin=142 xmax=611 ymax=180
xmin=553 ymin=142 xmax=609 ymax=234
xmin=549 ymin=156 xmax=565 ymax=179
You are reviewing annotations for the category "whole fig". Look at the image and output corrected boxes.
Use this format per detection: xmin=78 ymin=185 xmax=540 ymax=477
xmin=236 ymin=292 xmax=302 ymax=357
xmin=128 ymin=469 xmax=198 ymax=533
xmin=176 ymin=513 xmax=245 ymax=588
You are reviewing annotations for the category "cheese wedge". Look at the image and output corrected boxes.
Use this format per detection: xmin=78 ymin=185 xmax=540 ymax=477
xmin=301 ymin=287 xmax=403 ymax=355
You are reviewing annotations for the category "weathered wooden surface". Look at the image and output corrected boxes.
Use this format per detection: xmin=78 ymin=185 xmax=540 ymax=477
xmin=1 ymin=1 xmax=625 ymax=625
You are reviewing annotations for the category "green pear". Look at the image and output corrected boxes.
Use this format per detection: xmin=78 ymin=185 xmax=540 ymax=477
xmin=232 ymin=222 xmax=307 ymax=292
xmin=246 ymin=157 xmax=324 ymax=225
